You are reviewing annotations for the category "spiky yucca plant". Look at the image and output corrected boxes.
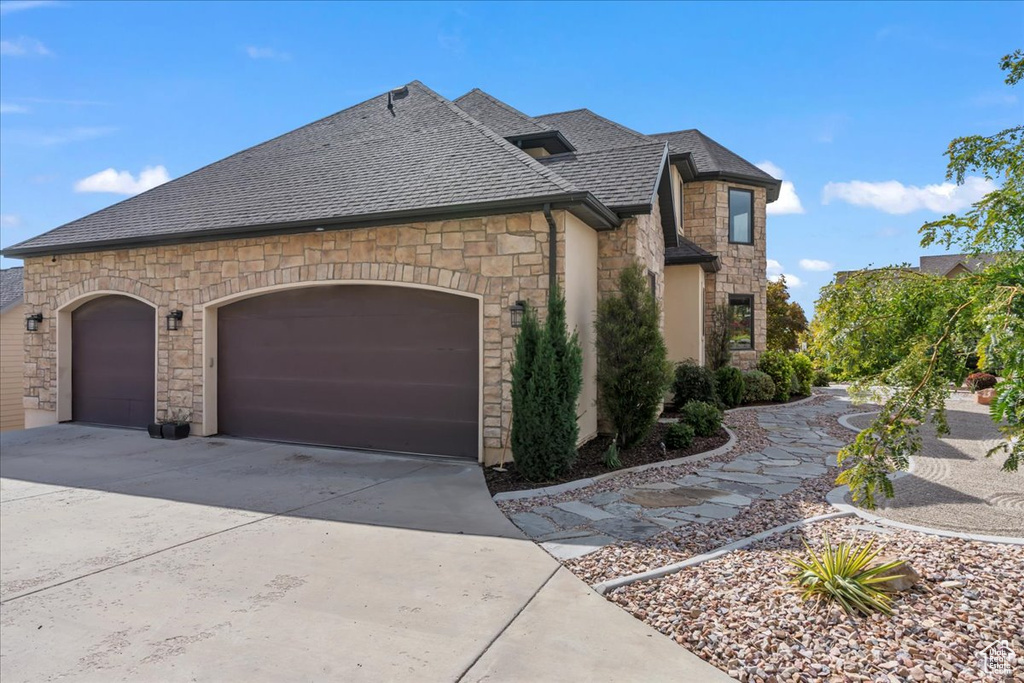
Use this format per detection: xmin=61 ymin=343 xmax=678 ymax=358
xmin=788 ymin=535 xmax=905 ymax=616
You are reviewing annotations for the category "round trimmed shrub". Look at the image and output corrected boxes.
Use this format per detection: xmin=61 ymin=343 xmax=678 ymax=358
xmin=672 ymin=360 xmax=718 ymax=409
xmin=664 ymin=422 xmax=695 ymax=450
xmin=812 ymin=369 xmax=831 ymax=387
xmin=758 ymin=349 xmax=795 ymax=402
xmin=714 ymin=366 xmax=745 ymax=408
xmin=678 ymin=400 xmax=723 ymax=437
xmin=790 ymin=353 xmax=814 ymax=396
xmin=742 ymin=370 xmax=775 ymax=403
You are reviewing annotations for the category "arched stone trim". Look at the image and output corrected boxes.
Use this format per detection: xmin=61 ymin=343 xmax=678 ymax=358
xmin=197 ymin=263 xmax=487 ymax=306
xmin=54 ymin=290 xmax=160 ymax=424
xmin=55 ymin=277 xmax=167 ymax=311
xmin=197 ymin=273 xmax=486 ymax=461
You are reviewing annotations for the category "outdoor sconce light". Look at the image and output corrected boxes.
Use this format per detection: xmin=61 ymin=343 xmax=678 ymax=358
xmin=509 ymin=300 xmax=526 ymax=328
xmin=25 ymin=313 xmax=43 ymax=332
xmin=165 ymin=309 xmax=183 ymax=331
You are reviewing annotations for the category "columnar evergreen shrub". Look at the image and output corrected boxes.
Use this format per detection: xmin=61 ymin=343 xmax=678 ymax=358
xmin=742 ymin=369 xmax=776 ymax=403
xmin=665 ymin=422 xmax=695 ymax=450
xmin=791 ymin=352 xmax=814 ymax=396
xmin=678 ymin=400 xmax=723 ymax=437
xmin=714 ymin=366 xmax=745 ymax=408
xmin=672 ymin=360 xmax=718 ymax=409
xmin=595 ymin=263 xmax=672 ymax=448
xmin=758 ymin=349 xmax=795 ymax=402
xmin=510 ymin=287 xmax=583 ymax=481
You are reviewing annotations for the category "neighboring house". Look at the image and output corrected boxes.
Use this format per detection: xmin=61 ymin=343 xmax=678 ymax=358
xmin=1 ymin=82 xmax=779 ymax=463
xmin=1 ymin=267 xmax=26 ymax=432
xmin=836 ymin=252 xmax=1006 ymax=283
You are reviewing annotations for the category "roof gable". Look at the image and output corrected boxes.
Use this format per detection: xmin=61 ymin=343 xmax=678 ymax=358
xmin=650 ymin=129 xmax=780 ymax=199
xmin=453 ymin=89 xmax=552 ymax=138
xmin=535 ymin=108 xmax=656 ymax=152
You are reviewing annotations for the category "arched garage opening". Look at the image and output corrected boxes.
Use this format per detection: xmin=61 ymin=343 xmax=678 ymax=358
xmin=69 ymin=295 xmax=156 ymax=428
xmin=214 ymin=284 xmax=480 ymax=459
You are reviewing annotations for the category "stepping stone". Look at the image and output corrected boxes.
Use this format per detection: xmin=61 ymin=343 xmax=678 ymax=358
xmin=642 ymin=482 xmax=686 ymax=490
xmin=701 ymin=480 xmax=768 ymax=498
xmin=763 ymin=447 xmax=795 ymax=459
xmin=586 ymin=491 xmax=623 ymax=506
xmin=760 ymin=459 xmax=802 ymax=467
xmin=554 ymin=501 xmax=615 ymax=521
xmin=511 ymin=512 xmax=560 ymax=538
xmin=674 ymin=475 xmax=714 ymax=486
xmin=675 ymin=502 xmax=740 ymax=520
xmin=602 ymin=502 xmax=645 ymax=518
xmin=704 ymin=462 xmax=725 ymax=470
xmin=589 ymin=516 xmax=666 ymax=541
xmin=537 ymin=528 xmax=597 ymax=542
xmin=664 ymin=511 xmax=698 ymax=522
xmin=533 ymin=505 xmax=589 ymax=528
xmin=541 ymin=535 xmax=616 ymax=561
xmin=722 ymin=460 xmax=760 ymax=473
xmin=703 ymin=471 xmax=779 ymax=484
xmin=647 ymin=516 xmax=690 ymax=529
xmin=623 ymin=486 xmax=723 ymax=508
xmin=707 ymin=492 xmax=752 ymax=507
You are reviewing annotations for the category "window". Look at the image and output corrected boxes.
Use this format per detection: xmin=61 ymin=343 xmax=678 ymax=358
xmin=728 ymin=294 xmax=754 ymax=350
xmin=648 ymin=270 xmax=657 ymax=297
xmin=728 ymin=188 xmax=753 ymax=244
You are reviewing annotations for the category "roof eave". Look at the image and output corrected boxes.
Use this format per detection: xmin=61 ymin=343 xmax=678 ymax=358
xmin=1 ymin=193 xmax=621 ymax=258
xmin=690 ymin=171 xmax=782 ymax=202
xmin=506 ymin=130 xmax=576 ymax=154
xmin=665 ymin=253 xmax=721 ymax=272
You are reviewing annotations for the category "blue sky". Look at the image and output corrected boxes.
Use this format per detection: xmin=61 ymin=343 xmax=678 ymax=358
xmin=1 ymin=1 xmax=1021 ymax=314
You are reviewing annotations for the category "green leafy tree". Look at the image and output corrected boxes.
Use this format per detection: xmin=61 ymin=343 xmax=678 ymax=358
xmin=811 ymin=51 xmax=1024 ymax=508
xmin=767 ymin=276 xmax=808 ymax=352
xmin=596 ymin=263 xmax=672 ymax=448
xmin=510 ymin=286 xmax=583 ymax=481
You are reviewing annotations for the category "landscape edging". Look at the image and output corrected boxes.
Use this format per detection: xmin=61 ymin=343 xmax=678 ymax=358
xmin=491 ymin=426 xmax=737 ymax=502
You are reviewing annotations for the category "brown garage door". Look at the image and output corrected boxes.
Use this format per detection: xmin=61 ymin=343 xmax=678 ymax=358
xmin=217 ymin=286 xmax=479 ymax=459
xmin=72 ymin=295 xmax=155 ymax=428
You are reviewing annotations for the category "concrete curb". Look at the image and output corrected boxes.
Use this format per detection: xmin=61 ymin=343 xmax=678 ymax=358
xmin=592 ymin=510 xmax=855 ymax=595
xmin=825 ymin=485 xmax=1024 ymax=546
xmin=492 ymin=426 xmax=738 ymax=502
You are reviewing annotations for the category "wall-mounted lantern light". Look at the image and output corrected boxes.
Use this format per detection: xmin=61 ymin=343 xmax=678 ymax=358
xmin=166 ymin=309 xmax=183 ymax=331
xmin=509 ymin=300 xmax=526 ymax=328
xmin=25 ymin=313 xmax=43 ymax=332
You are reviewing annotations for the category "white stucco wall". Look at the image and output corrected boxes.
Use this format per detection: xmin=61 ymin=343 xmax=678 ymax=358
xmin=664 ymin=264 xmax=704 ymax=366
xmin=564 ymin=212 xmax=599 ymax=443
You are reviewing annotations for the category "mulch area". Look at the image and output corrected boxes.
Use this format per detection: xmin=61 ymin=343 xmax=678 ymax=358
xmin=484 ymin=421 xmax=730 ymax=496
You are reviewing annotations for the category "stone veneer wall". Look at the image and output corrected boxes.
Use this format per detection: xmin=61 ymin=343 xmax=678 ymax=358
xmin=682 ymin=180 xmax=767 ymax=370
xmin=22 ymin=211 xmax=566 ymax=462
xmin=597 ymin=200 xmax=665 ymax=305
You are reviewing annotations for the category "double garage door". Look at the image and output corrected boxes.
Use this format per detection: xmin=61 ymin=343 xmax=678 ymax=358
xmin=71 ymin=287 xmax=479 ymax=459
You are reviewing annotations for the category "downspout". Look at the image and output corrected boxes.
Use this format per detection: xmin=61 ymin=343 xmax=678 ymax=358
xmin=543 ymin=203 xmax=557 ymax=297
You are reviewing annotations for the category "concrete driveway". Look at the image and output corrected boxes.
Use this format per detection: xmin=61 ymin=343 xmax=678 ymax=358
xmin=0 ymin=425 xmax=726 ymax=682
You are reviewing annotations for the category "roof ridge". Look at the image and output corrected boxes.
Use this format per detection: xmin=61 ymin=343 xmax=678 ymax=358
xmin=454 ymin=88 xmax=552 ymax=132
xmin=535 ymin=107 xmax=586 ymax=118
xmin=416 ymin=82 xmax=581 ymax=195
xmin=575 ymin=108 xmax=657 ymax=146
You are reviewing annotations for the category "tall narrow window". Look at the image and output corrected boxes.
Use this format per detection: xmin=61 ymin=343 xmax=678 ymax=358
xmin=728 ymin=294 xmax=754 ymax=350
xmin=729 ymin=188 xmax=753 ymax=244
xmin=648 ymin=270 xmax=657 ymax=297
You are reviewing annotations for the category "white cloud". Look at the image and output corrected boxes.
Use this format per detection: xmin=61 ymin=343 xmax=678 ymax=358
xmin=0 ymin=102 xmax=29 ymax=114
xmin=769 ymin=272 xmax=804 ymax=288
xmin=0 ymin=1 xmax=60 ymax=15
xmin=245 ymin=46 xmax=290 ymax=60
xmin=822 ymin=176 xmax=994 ymax=215
xmin=0 ymin=214 xmax=21 ymax=227
xmin=74 ymin=165 xmax=170 ymax=195
xmin=799 ymin=258 xmax=833 ymax=272
xmin=0 ymin=36 xmax=51 ymax=56
xmin=767 ymin=258 xmax=784 ymax=276
xmin=757 ymin=161 xmax=804 ymax=215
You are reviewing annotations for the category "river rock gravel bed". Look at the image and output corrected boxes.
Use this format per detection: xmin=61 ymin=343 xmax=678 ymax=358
xmin=609 ymin=516 xmax=1023 ymax=682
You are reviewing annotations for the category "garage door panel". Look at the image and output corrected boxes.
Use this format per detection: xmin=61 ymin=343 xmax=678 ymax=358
xmin=218 ymin=286 xmax=479 ymax=458
xmin=72 ymin=296 xmax=155 ymax=428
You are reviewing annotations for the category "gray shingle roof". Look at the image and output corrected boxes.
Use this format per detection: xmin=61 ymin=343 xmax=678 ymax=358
xmin=0 ymin=267 xmax=24 ymax=312
xmin=536 ymin=108 xmax=656 ymax=152
xmin=665 ymin=238 xmax=719 ymax=271
xmin=453 ymin=89 xmax=552 ymax=137
xmin=538 ymin=143 xmax=666 ymax=209
xmin=650 ymin=129 xmax=777 ymax=184
xmin=5 ymin=82 xmax=596 ymax=256
xmin=918 ymin=253 xmax=1000 ymax=276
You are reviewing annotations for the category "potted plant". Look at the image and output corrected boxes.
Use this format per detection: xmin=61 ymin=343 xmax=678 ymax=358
xmin=966 ymin=372 xmax=997 ymax=405
xmin=147 ymin=421 xmax=163 ymax=439
xmin=160 ymin=409 xmax=192 ymax=440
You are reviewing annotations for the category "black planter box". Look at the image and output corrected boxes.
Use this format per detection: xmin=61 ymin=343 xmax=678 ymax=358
xmin=161 ymin=423 xmax=190 ymax=440
xmin=147 ymin=423 xmax=164 ymax=439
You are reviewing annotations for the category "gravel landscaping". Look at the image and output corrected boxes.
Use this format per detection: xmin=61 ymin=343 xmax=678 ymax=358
xmin=609 ymin=516 xmax=1023 ymax=682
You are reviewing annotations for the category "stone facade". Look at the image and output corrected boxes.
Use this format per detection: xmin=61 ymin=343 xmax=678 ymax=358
xmin=682 ymin=180 xmax=768 ymax=369
xmin=597 ymin=200 xmax=665 ymax=304
xmin=22 ymin=211 xmax=566 ymax=462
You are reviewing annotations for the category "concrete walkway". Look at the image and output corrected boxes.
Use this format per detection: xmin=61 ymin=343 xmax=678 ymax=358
xmin=509 ymin=397 xmax=848 ymax=560
xmin=844 ymin=394 xmax=1024 ymax=537
xmin=0 ymin=425 xmax=728 ymax=682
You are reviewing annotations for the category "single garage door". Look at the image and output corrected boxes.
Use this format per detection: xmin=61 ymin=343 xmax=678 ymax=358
xmin=71 ymin=295 xmax=155 ymax=428
xmin=217 ymin=286 xmax=479 ymax=459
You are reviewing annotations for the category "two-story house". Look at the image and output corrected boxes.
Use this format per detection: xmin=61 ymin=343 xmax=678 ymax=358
xmin=1 ymin=82 xmax=779 ymax=464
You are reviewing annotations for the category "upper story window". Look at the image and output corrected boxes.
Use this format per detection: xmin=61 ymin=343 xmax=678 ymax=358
xmin=728 ymin=188 xmax=754 ymax=244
